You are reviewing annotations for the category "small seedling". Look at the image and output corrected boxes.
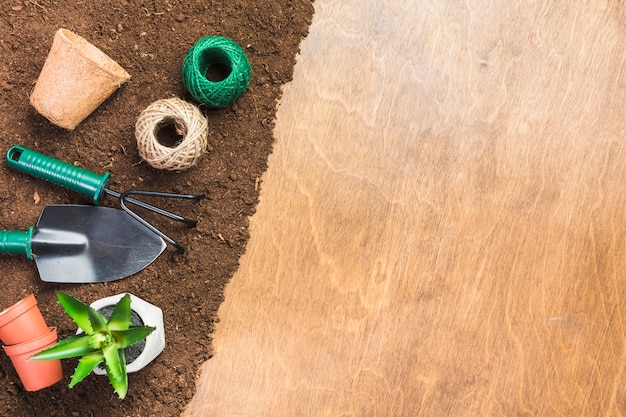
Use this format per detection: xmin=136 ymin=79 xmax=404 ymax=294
xmin=31 ymin=291 xmax=155 ymax=399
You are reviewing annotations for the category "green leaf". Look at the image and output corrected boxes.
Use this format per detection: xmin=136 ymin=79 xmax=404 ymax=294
xmin=103 ymin=344 xmax=128 ymax=399
xmin=111 ymin=326 xmax=155 ymax=349
xmin=56 ymin=291 xmax=93 ymax=334
xmin=107 ymin=294 xmax=131 ymax=331
xmin=87 ymin=304 xmax=109 ymax=334
xmin=69 ymin=351 xmax=104 ymax=388
xmin=31 ymin=335 xmax=97 ymax=361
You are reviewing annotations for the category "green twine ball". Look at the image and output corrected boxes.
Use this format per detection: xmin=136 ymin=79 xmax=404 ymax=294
xmin=182 ymin=36 xmax=252 ymax=108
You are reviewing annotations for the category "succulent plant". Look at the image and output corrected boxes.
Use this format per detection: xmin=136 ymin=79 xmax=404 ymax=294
xmin=31 ymin=291 xmax=155 ymax=399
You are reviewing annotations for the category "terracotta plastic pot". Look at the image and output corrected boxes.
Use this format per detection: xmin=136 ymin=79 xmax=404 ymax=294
xmin=3 ymin=327 xmax=62 ymax=391
xmin=0 ymin=294 xmax=49 ymax=345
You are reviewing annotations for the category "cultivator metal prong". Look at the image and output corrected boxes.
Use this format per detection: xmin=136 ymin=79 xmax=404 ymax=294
xmin=118 ymin=190 xmax=205 ymax=253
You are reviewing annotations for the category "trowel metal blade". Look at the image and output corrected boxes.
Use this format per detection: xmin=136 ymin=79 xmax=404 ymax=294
xmin=31 ymin=205 xmax=166 ymax=283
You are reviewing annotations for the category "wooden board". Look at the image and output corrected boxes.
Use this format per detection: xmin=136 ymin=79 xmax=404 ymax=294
xmin=184 ymin=0 xmax=626 ymax=415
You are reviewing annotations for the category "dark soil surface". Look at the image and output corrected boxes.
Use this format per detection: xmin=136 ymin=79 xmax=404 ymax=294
xmin=0 ymin=1 xmax=313 ymax=416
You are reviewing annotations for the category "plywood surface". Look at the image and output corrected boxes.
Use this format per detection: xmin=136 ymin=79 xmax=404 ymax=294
xmin=185 ymin=0 xmax=626 ymax=415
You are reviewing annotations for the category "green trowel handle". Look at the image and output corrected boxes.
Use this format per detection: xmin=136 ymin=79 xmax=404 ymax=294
xmin=6 ymin=145 xmax=111 ymax=205
xmin=0 ymin=227 xmax=34 ymax=259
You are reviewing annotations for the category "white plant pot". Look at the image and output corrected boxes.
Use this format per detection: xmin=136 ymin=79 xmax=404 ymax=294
xmin=86 ymin=293 xmax=165 ymax=374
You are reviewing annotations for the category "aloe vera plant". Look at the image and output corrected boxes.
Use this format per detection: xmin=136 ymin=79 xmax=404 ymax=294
xmin=31 ymin=291 xmax=155 ymax=399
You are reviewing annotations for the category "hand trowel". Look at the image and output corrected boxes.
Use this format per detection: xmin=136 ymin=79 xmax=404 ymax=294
xmin=0 ymin=205 xmax=166 ymax=283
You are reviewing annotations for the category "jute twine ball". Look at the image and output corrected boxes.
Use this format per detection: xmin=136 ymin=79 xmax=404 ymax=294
xmin=135 ymin=98 xmax=208 ymax=171
xmin=182 ymin=36 xmax=252 ymax=108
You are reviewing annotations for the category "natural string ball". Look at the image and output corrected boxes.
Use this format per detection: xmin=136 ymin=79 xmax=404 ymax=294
xmin=182 ymin=36 xmax=252 ymax=108
xmin=135 ymin=98 xmax=208 ymax=171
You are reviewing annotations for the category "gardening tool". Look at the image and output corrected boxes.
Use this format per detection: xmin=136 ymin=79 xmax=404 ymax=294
xmin=0 ymin=205 xmax=166 ymax=283
xmin=6 ymin=145 xmax=204 ymax=252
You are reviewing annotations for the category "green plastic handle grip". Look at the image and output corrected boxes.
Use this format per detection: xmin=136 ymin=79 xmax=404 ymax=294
xmin=6 ymin=145 xmax=111 ymax=205
xmin=0 ymin=227 xmax=34 ymax=259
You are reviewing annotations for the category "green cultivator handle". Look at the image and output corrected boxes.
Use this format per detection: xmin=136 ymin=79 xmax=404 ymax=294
xmin=6 ymin=145 xmax=111 ymax=205
xmin=0 ymin=228 xmax=34 ymax=259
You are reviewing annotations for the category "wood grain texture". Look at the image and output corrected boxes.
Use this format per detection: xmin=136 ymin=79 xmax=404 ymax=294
xmin=184 ymin=0 xmax=626 ymax=415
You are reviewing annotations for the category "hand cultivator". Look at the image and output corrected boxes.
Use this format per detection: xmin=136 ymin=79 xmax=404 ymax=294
xmin=6 ymin=145 xmax=204 ymax=252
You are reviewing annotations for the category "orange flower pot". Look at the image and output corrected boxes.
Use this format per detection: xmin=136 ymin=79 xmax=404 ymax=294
xmin=0 ymin=294 xmax=49 ymax=345
xmin=3 ymin=327 xmax=62 ymax=391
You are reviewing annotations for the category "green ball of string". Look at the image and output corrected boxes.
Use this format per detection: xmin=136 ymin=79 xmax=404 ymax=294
xmin=182 ymin=36 xmax=252 ymax=108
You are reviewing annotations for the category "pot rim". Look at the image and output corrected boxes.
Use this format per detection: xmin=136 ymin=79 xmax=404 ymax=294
xmin=57 ymin=28 xmax=130 ymax=79
xmin=3 ymin=327 xmax=57 ymax=356
xmin=0 ymin=294 xmax=37 ymax=328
